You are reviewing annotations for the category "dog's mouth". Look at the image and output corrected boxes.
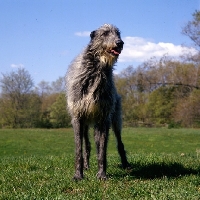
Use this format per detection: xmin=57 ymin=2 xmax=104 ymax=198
xmin=108 ymin=47 xmax=122 ymax=56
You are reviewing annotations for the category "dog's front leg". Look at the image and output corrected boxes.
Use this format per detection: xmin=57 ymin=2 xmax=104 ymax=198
xmin=95 ymin=125 xmax=108 ymax=180
xmin=72 ymin=118 xmax=84 ymax=180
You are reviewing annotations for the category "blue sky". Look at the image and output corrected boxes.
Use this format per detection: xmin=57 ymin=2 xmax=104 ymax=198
xmin=0 ymin=0 xmax=199 ymax=85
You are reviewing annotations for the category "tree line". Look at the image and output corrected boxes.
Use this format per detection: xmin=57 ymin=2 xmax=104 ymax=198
xmin=116 ymin=55 xmax=200 ymax=128
xmin=0 ymin=11 xmax=199 ymax=128
xmin=0 ymin=71 xmax=70 ymax=128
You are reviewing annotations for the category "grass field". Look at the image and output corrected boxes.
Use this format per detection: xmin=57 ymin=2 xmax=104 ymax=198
xmin=0 ymin=128 xmax=200 ymax=199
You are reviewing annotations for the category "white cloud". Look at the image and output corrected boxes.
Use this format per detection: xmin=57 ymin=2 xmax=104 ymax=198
xmin=119 ymin=37 xmax=198 ymax=62
xmin=75 ymin=31 xmax=90 ymax=37
xmin=10 ymin=63 xmax=24 ymax=68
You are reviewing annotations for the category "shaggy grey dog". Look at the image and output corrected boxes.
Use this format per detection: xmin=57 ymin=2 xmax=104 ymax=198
xmin=66 ymin=24 xmax=129 ymax=180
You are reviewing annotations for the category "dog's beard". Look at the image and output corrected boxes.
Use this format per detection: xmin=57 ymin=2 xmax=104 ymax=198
xmin=100 ymin=53 xmax=117 ymax=67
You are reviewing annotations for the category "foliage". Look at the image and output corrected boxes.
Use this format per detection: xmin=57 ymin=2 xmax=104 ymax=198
xmin=49 ymin=93 xmax=71 ymax=128
xmin=0 ymin=68 xmax=40 ymax=128
xmin=115 ymin=54 xmax=200 ymax=127
xmin=0 ymin=72 xmax=70 ymax=128
xmin=168 ymin=120 xmax=182 ymax=129
xmin=174 ymin=89 xmax=200 ymax=127
xmin=147 ymin=86 xmax=175 ymax=124
xmin=0 ymin=128 xmax=200 ymax=199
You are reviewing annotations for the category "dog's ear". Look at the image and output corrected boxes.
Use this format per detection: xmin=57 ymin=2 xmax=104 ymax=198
xmin=90 ymin=31 xmax=96 ymax=39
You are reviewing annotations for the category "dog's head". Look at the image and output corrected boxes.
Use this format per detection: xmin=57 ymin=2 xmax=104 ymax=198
xmin=89 ymin=24 xmax=124 ymax=65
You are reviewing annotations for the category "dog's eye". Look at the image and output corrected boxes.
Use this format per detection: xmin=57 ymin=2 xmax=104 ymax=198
xmin=102 ymin=31 xmax=109 ymax=36
xmin=115 ymin=30 xmax=120 ymax=36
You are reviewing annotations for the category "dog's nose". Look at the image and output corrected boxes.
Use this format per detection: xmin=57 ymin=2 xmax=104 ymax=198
xmin=116 ymin=40 xmax=124 ymax=48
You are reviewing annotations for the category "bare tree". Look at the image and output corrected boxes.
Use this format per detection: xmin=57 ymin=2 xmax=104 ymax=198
xmin=182 ymin=10 xmax=200 ymax=48
xmin=0 ymin=68 xmax=38 ymax=128
xmin=1 ymin=68 xmax=34 ymax=95
xmin=51 ymin=76 xmax=65 ymax=94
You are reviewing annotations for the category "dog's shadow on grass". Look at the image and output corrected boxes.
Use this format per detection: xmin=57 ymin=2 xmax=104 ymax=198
xmin=110 ymin=162 xmax=200 ymax=179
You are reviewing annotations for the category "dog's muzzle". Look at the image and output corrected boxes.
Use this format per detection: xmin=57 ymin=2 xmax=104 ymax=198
xmin=109 ymin=40 xmax=124 ymax=56
xmin=116 ymin=40 xmax=124 ymax=49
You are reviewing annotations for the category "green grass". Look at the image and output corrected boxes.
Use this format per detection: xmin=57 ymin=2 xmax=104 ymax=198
xmin=0 ymin=128 xmax=200 ymax=199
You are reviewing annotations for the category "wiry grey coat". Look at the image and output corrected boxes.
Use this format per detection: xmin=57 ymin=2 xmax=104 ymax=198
xmin=66 ymin=24 xmax=129 ymax=180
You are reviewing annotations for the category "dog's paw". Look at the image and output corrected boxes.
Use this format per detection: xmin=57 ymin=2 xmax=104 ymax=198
xmin=96 ymin=171 xmax=107 ymax=180
xmin=73 ymin=174 xmax=83 ymax=181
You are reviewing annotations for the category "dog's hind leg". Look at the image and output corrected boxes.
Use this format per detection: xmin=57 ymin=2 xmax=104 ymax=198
xmin=112 ymin=97 xmax=130 ymax=169
xmin=72 ymin=118 xmax=84 ymax=180
xmin=112 ymin=123 xmax=129 ymax=169
xmin=83 ymin=125 xmax=91 ymax=170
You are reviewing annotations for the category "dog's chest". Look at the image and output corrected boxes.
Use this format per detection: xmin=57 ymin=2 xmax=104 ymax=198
xmin=83 ymin=80 xmax=115 ymax=118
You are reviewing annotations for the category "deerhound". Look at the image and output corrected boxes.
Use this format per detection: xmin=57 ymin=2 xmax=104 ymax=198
xmin=66 ymin=24 xmax=129 ymax=180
